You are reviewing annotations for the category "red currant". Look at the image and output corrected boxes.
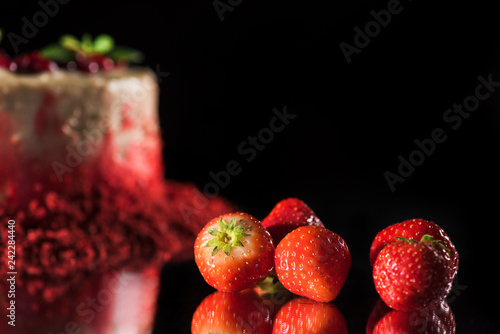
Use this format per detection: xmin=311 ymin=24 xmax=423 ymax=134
xmin=12 ymin=54 xmax=32 ymax=72
xmin=75 ymin=54 xmax=114 ymax=73
xmin=0 ymin=50 xmax=11 ymax=69
xmin=31 ymin=58 xmax=58 ymax=72
xmin=11 ymin=51 xmax=58 ymax=74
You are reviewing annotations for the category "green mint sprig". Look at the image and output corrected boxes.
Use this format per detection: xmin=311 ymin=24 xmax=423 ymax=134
xmin=41 ymin=34 xmax=144 ymax=63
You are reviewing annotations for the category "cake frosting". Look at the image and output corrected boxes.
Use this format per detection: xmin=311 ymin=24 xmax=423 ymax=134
xmin=0 ymin=67 xmax=162 ymax=202
xmin=0 ymin=43 xmax=233 ymax=333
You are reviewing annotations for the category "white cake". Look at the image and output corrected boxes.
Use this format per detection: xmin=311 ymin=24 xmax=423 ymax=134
xmin=0 ymin=67 xmax=162 ymax=202
xmin=0 ymin=45 xmax=233 ymax=333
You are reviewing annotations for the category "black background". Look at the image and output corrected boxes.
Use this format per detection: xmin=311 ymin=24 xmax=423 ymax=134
xmin=1 ymin=0 xmax=499 ymax=332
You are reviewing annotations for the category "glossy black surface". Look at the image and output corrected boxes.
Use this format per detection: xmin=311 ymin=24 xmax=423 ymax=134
xmin=2 ymin=0 xmax=499 ymax=333
xmin=153 ymin=259 xmax=492 ymax=333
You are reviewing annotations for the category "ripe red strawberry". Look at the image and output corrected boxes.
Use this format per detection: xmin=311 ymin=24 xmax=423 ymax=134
xmin=365 ymin=299 xmax=393 ymax=334
xmin=191 ymin=289 xmax=273 ymax=334
xmin=274 ymin=226 xmax=350 ymax=302
xmin=373 ymin=235 xmax=454 ymax=311
xmin=369 ymin=218 xmax=458 ymax=279
xmin=372 ymin=300 xmax=455 ymax=334
xmin=272 ymin=297 xmax=348 ymax=334
xmin=261 ymin=198 xmax=324 ymax=246
xmin=194 ymin=212 xmax=275 ymax=292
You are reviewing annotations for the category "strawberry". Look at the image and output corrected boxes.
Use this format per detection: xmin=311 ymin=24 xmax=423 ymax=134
xmin=373 ymin=235 xmax=454 ymax=311
xmin=274 ymin=226 xmax=350 ymax=303
xmin=369 ymin=218 xmax=458 ymax=279
xmin=253 ymin=276 xmax=296 ymax=322
xmin=272 ymin=297 xmax=348 ymax=334
xmin=372 ymin=300 xmax=455 ymax=334
xmin=365 ymin=299 xmax=393 ymax=334
xmin=261 ymin=198 xmax=324 ymax=246
xmin=194 ymin=212 xmax=275 ymax=292
xmin=191 ymin=289 xmax=273 ymax=334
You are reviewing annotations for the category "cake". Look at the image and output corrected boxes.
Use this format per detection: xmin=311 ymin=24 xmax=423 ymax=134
xmin=0 ymin=35 xmax=232 ymax=333
xmin=0 ymin=67 xmax=162 ymax=199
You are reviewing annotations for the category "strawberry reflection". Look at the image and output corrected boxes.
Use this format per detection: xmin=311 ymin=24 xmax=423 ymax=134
xmin=366 ymin=298 xmax=456 ymax=334
xmin=272 ymin=297 xmax=348 ymax=334
xmin=192 ymin=289 xmax=273 ymax=334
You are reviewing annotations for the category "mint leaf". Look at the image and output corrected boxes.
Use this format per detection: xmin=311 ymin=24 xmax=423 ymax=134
xmin=93 ymin=34 xmax=114 ymax=54
xmin=108 ymin=46 xmax=144 ymax=63
xmin=60 ymin=34 xmax=80 ymax=52
xmin=41 ymin=44 xmax=74 ymax=62
xmin=81 ymin=33 xmax=93 ymax=53
xmin=45 ymin=33 xmax=145 ymax=65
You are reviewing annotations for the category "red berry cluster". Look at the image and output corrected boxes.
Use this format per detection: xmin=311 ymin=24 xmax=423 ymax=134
xmin=68 ymin=54 xmax=117 ymax=73
xmin=0 ymin=50 xmax=117 ymax=74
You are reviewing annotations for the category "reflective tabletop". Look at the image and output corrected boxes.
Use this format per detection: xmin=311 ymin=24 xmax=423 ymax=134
xmin=152 ymin=260 xmax=493 ymax=334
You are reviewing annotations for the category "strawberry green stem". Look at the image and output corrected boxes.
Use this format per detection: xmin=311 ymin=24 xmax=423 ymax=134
xmin=396 ymin=234 xmax=452 ymax=257
xmin=420 ymin=234 xmax=434 ymax=242
xmin=204 ymin=218 xmax=249 ymax=256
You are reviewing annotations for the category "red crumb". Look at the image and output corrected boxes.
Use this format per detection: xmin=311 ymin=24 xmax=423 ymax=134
xmin=0 ymin=176 xmax=233 ymax=304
